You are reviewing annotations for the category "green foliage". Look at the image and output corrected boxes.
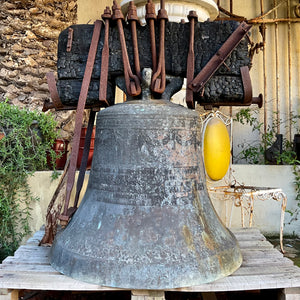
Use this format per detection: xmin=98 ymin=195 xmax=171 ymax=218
xmin=0 ymin=100 xmax=59 ymax=262
xmin=234 ymin=108 xmax=300 ymax=223
xmin=234 ymin=108 xmax=300 ymax=165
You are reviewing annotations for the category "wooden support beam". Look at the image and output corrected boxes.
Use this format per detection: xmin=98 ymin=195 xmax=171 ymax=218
xmin=131 ymin=290 xmax=165 ymax=300
xmin=279 ymin=288 xmax=300 ymax=300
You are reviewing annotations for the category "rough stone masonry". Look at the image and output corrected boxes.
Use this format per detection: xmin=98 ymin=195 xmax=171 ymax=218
xmin=0 ymin=0 xmax=77 ymax=139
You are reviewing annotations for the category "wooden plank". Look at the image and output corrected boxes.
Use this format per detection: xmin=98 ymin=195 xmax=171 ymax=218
xmin=0 ymin=264 xmax=60 ymax=274
xmin=131 ymin=290 xmax=165 ymax=300
xmin=232 ymin=265 xmax=300 ymax=276
xmin=237 ymin=240 xmax=274 ymax=249
xmin=0 ymin=270 xmax=299 ymax=293
xmin=282 ymin=288 xmax=300 ymax=300
xmin=9 ymin=291 xmax=19 ymax=300
xmin=0 ymin=273 xmax=122 ymax=291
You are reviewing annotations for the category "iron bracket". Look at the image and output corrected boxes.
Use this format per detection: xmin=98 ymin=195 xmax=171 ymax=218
xmin=189 ymin=21 xmax=252 ymax=93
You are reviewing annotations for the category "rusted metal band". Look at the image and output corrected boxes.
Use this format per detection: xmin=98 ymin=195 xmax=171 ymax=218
xmin=189 ymin=21 xmax=252 ymax=93
xmin=185 ymin=11 xmax=198 ymax=109
xmin=74 ymin=109 xmax=96 ymax=210
xmin=60 ymin=20 xmax=103 ymax=224
xmin=240 ymin=66 xmax=253 ymax=105
xmin=99 ymin=7 xmax=111 ymax=107
xmin=44 ymin=72 xmax=64 ymax=111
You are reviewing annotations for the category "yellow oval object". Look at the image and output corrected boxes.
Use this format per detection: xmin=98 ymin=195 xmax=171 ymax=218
xmin=203 ymin=117 xmax=231 ymax=181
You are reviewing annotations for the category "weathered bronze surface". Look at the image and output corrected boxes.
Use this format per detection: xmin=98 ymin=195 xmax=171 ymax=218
xmin=50 ymin=99 xmax=242 ymax=289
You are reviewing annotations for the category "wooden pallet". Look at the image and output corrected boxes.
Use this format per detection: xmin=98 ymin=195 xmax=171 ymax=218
xmin=0 ymin=228 xmax=300 ymax=299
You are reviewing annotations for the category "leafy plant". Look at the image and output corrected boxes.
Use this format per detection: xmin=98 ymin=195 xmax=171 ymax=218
xmin=0 ymin=100 xmax=59 ymax=261
xmin=233 ymin=108 xmax=300 ymax=165
xmin=234 ymin=108 xmax=300 ymax=222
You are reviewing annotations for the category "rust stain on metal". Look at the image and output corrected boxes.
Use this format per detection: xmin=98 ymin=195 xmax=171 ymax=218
xmin=66 ymin=27 xmax=73 ymax=52
xmin=202 ymin=231 xmax=215 ymax=251
xmin=182 ymin=225 xmax=196 ymax=252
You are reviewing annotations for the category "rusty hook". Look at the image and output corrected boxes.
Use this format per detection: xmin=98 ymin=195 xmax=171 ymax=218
xmin=151 ymin=0 xmax=168 ymax=94
xmin=112 ymin=1 xmax=141 ymax=97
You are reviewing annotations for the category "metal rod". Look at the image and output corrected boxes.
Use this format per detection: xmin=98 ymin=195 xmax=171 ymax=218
xmin=186 ymin=11 xmax=198 ymax=109
xmin=128 ymin=1 xmax=141 ymax=80
xmin=99 ymin=7 xmax=111 ymax=106
xmin=248 ymin=17 xmax=300 ymax=23
xmin=260 ymin=0 xmax=264 ymax=15
xmin=112 ymin=1 xmax=141 ymax=97
xmin=287 ymin=0 xmax=292 ymax=141
xmin=249 ymin=0 xmax=287 ymax=21
xmin=229 ymin=0 xmax=233 ymax=118
xmin=151 ymin=0 xmax=168 ymax=94
xmin=145 ymin=0 xmax=157 ymax=73
xmin=274 ymin=0 xmax=280 ymax=134
xmin=261 ymin=0 xmax=267 ymax=137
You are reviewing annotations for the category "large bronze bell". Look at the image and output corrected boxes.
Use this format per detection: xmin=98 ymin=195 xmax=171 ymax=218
xmin=50 ymin=99 xmax=242 ymax=289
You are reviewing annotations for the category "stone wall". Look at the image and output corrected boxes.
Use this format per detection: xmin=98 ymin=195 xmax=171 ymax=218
xmin=0 ymin=0 xmax=77 ymax=139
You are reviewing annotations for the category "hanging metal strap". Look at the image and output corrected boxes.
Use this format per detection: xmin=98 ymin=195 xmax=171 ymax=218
xmin=99 ymin=7 xmax=111 ymax=106
xmin=73 ymin=109 xmax=97 ymax=210
xmin=185 ymin=11 xmax=198 ymax=109
xmin=60 ymin=20 xmax=102 ymax=225
xmin=43 ymin=72 xmax=64 ymax=112
xmin=151 ymin=0 xmax=168 ymax=94
xmin=145 ymin=0 xmax=157 ymax=73
xmin=112 ymin=1 xmax=141 ymax=97
xmin=128 ymin=1 xmax=141 ymax=80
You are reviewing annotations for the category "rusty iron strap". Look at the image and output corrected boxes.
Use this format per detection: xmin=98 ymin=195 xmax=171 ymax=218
xmin=240 ymin=66 xmax=253 ymax=105
xmin=44 ymin=72 xmax=64 ymax=112
xmin=145 ymin=0 xmax=157 ymax=73
xmin=99 ymin=7 xmax=111 ymax=106
xmin=112 ymin=1 xmax=141 ymax=97
xmin=74 ymin=109 xmax=96 ymax=210
xmin=128 ymin=1 xmax=141 ymax=80
xmin=189 ymin=21 xmax=252 ymax=93
xmin=60 ymin=20 xmax=103 ymax=225
xmin=151 ymin=0 xmax=168 ymax=94
xmin=185 ymin=11 xmax=198 ymax=109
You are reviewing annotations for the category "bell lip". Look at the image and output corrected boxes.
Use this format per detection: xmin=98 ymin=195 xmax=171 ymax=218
xmin=50 ymin=230 xmax=243 ymax=290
